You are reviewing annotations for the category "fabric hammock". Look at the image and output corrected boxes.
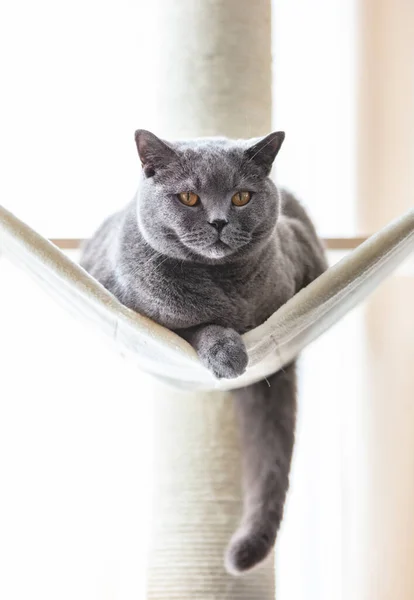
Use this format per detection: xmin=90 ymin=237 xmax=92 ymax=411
xmin=1 ymin=204 xmax=413 ymax=390
xmin=2 ymin=203 xmax=414 ymax=600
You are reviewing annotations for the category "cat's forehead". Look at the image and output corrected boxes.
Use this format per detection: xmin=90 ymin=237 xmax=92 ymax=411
xmin=174 ymin=137 xmax=245 ymax=162
xmin=172 ymin=137 xmax=248 ymax=188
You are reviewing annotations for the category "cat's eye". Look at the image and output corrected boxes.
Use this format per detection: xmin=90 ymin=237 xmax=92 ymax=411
xmin=232 ymin=191 xmax=252 ymax=206
xmin=177 ymin=192 xmax=199 ymax=206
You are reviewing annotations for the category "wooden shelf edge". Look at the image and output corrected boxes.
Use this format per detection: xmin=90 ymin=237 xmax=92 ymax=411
xmin=49 ymin=237 xmax=369 ymax=251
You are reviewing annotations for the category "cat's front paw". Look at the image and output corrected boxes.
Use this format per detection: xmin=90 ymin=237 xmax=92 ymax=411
xmin=201 ymin=331 xmax=248 ymax=379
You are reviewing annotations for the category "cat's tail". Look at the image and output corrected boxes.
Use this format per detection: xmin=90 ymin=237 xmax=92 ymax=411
xmin=225 ymin=502 xmax=283 ymax=575
xmin=225 ymin=364 xmax=296 ymax=575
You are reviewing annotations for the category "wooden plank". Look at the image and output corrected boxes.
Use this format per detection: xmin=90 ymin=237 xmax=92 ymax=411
xmin=323 ymin=237 xmax=367 ymax=250
xmin=49 ymin=237 xmax=369 ymax=251
xmin=50 ymin=238 xmax=82 ymax=250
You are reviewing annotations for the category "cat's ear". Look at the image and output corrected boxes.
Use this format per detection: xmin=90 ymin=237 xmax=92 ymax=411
xmin=244 ymin=131 xmax=285 ymax=174
xmin=135 ymin=129 xmax=177 ymax=177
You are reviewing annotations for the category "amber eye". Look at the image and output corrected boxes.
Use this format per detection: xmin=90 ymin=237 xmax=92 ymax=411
xmin=177 ymin=192 xmax=199 ymax=206
xmin=232 ymin=191 xmax=252 ymax=206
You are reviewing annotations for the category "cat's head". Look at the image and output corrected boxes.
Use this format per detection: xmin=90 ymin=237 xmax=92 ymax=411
xmin=134 ymin=129 xmax=285 ymax=263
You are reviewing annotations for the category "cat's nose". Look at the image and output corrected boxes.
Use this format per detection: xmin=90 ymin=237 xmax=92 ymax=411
xmin=209 ymin=219 xmax=228 ymax=234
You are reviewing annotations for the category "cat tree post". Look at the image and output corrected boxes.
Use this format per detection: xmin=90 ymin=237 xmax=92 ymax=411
xmin=144 ymin=1 xmax=275 ymax=598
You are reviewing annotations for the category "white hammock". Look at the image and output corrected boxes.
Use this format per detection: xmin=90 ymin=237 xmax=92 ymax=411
xmin=1 ymin=203 xmax=413 ymax=390
xmin=2 ymin=202 xmax=414 ymax=600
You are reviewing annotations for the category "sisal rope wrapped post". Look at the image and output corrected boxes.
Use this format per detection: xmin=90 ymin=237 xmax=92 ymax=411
xmin=143 ymin=0 xmax=275 ymax=597
xmin=148 ymin=389 xmax=275 ymax=599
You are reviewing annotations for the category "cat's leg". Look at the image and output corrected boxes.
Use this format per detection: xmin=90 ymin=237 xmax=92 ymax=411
xmin=226 ymin=363 xmax=296 ymax=574
xmin=179 ymin=325 xmax=248 ymax=379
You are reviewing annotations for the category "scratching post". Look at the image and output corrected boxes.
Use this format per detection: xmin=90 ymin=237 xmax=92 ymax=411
xmin=150 ymin=0 xmax=272 ymax=140
xmin=148 ymin=389 xmax=275 ymax=600
xmin=145 ymin=0 xmax=274 ymax=597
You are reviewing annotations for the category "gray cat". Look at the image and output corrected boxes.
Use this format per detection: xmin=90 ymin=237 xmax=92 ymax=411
xmin=81 ymin=130 xmax=327 ymax=574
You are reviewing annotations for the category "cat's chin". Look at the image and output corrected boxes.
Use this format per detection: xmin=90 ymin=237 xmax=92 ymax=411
xmin=203 ymin=240 xmax=234 ymax=260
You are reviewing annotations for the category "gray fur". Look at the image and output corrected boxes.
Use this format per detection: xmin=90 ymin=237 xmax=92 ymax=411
xmin=81 ymin=130 xmax=327 ymax=574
